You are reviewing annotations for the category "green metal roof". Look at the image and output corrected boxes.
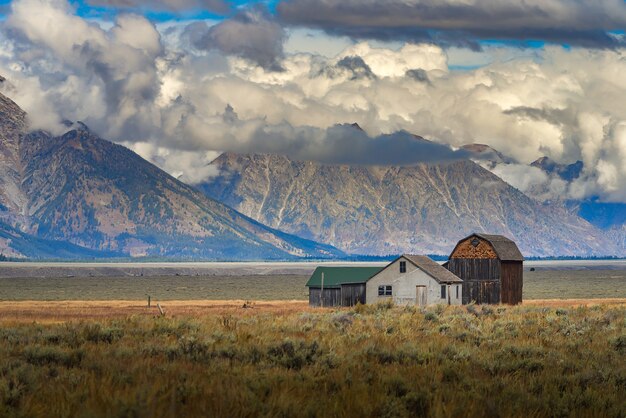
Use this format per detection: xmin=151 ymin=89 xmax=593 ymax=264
xmin=305 ymin=267 xmax=384 ymax=288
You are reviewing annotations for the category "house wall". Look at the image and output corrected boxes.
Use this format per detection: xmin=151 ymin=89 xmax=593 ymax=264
xmin=366 ymin=257 xmax=462 ymax=306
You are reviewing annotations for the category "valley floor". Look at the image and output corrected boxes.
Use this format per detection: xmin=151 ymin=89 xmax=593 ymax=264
xmin=0 ymin=301 xmax=624 ymax=417
xmin=0 ymin=299 xmax=625 ymax=323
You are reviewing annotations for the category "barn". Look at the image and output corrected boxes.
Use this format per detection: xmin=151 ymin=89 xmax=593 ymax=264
xmin=366 ymin=255 xmax=463 ymax=306
xmin=445 ymin=233 xmax=524 ymax=305
xmin=306 ymin=267 xmax=383 ymax=307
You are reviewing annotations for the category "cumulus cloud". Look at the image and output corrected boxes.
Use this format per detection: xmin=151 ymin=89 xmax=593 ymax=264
xmin=128 ymin=142 xmax=221 ymax=184
xmin=277 ymin=0 xmax=626 ymax=48
xmin=85 ymin=0 xmax=230 ymax=14
xmin=184 ymin=5 xmax=286 ymax=70
xmin=491 ymin=163 xmax=569 ymax=202
xmin=1 ymin=0 xmax=626 ymax=203
xmin=4 ymin=0 xmax=163 ymax=137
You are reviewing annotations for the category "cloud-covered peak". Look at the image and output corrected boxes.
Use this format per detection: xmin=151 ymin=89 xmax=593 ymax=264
xmin=1 ymin=0 xmax=626 ymax=203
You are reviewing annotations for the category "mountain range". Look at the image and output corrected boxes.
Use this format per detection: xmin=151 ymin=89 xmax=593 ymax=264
xmin=463 ymin=144 xmax=626 ymax=231
xmin=1 ymin=81 xmax=625 ymax=259
xmin=0 ymin=89 xmax=343 ymax=260
xmin=199 ymin=152 xmax=623 ymax=257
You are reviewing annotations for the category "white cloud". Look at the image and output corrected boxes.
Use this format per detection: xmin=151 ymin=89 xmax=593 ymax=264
xmin=1 ymin=0 xmax=626 ymax=202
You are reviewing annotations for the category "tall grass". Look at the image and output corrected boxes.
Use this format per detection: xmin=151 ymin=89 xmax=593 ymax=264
xmin=0 ymin=303 xmax=624 ymax=417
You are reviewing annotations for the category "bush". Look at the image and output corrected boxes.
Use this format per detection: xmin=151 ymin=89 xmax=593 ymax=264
xmin=23 ymin=346 xmax=84 ymax=368
xmin=611 ymin=335 xmax=626 ymax=354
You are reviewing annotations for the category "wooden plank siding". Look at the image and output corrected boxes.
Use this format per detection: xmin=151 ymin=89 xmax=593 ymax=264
xmin=447 ymin=259 xmax=501 ymax=304
xmin=309 ymin=285 xmax=367 ymax=307
xmin=446 ymin=259 xmax=501 ymax=281
xmin=308 ymin=288 xmax=342 ymax=307
xmin=341 ymin=284 xmax=367 ymax=306
xmin=462 ymin=280 xmax=501 ymax=305
xmin=500 ymin=262 xmax=523 ymax=304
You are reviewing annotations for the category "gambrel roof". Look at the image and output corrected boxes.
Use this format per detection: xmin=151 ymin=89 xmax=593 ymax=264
xmin=453 ymin=233 xmax=524 ymax=261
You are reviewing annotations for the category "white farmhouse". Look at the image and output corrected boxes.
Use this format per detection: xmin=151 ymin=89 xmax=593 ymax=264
xmin=366 ymin=255 xmax=463 ymax=306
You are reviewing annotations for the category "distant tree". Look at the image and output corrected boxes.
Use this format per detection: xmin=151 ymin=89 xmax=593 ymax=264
xmin=0 ymin=253 xmax=6 ymax=262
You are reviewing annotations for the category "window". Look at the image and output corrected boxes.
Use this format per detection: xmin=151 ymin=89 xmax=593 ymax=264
xmin=399 ymin=261 xmax=406 ymax=273
xmin=456 ymin=285 xmax=459 ymax=299
xmin=441 ymin=285 xmax=446 ymax=299
xmin=378 ymin=285 xmax=392 ymax=296
xmin=471 ymin=237 xmax=480 ymax=247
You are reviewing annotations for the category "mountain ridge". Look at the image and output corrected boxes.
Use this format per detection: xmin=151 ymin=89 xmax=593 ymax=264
xmin=200 ymin=152 xmax=623 ymax=257
xmin=0 ymin=89 xmax=344 ymax=260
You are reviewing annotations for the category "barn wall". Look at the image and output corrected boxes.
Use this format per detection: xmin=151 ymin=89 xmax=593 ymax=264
xmin=447 ymin=259 xmax=502 ymax=304
xmin=500 ymin=261 xmax=523 ymax=304
xmin=308 ymin=287 xmax=342 ymax=307
xmin=461 ymin=280 xmax=501 ymax=304
xmin=451 ymin=237 xmax=497 ymax=259
xmin=447 ymin=259 xmax=501 ymax=281
xmin=340 ymin=284 xmax=367 ymax=306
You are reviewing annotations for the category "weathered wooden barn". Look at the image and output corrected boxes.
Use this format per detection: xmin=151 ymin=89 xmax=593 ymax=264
xmin=366 ymin=255 xmax=463 ymax=306
xmin=446 ymin=233 xmax=524 ymax=305
xmin=306 ymin=267 xmax=383 ymax=307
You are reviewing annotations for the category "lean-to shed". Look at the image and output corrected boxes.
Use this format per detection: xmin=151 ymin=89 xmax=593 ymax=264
xmin=306 ymin=267 xmax=383 ymax=307
xmin=446 ymin=233 xmax=524 ymax=304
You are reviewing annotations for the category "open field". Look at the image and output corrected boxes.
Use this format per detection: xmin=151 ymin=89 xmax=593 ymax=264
xmin=0 ymin=299 xmax=625 ymax=323
xmin=1 ymin=269 xmax=625 ymax=301
xmin=0 ymin=301 xmax=624 ymax=417
xmin=1 ymin=259 xmax=626 ymax=279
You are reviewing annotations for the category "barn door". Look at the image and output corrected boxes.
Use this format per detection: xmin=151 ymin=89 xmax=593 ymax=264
xmin=416 ymin=286 xmax=427 ymax=306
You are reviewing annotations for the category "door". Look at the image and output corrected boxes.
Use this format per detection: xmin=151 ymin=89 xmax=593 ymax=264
xmin=416 ymin=286 xmax=427 ymax=306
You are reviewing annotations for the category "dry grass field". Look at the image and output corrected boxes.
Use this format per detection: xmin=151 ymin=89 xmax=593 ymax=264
xmin=0 ymin=300 xmax=624 ymax=417
xmin=0 ymin=298 xmax=625 ymax=323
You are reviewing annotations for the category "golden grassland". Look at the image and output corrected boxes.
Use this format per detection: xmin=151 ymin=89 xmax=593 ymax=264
xmin=0 ymin=300 xmax=624 ymax=417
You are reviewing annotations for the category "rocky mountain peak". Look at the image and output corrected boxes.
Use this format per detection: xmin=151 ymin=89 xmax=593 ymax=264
xmin=0 ymin=90 xmax=345 ymax=259
xmin=461 ymin=143 xmax=511 ymax=165
xmin=531 ymin=156 xmax=583 ymax=181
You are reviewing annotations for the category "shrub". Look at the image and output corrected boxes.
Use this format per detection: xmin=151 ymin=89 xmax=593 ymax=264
xmin=23 ymin=346 xmax=84 ymax=368
xmin=424 ymin=312 xmax=437 ymax=322
xmin=611 ymin=335 xmax=626 ymax=354
xmin=83 ymin=324 xmax=124 ymax=344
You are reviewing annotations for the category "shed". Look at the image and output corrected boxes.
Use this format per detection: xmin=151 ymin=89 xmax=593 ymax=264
xmin=306 ymin=267 xmax=383 ymax=307
xmin=446 ymin=233 xmax=524 ymax=304
xmin=366 ymin=255 xmax=463 ymax=306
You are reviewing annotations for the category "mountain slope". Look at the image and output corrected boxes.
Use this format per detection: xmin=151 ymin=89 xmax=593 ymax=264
xmin=0 ymin=90 xmax=343 ymax=260
xmin=0 ymin=90 xmax=28 ymax=216
xmin=0 ymin=219 xmax=120 ymax=259
xmin=199 ymin=153 xmax=621 ymax=257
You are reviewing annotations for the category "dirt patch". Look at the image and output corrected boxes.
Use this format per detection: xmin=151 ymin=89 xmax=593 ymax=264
xmin=522 ymin=298 xmax=626 ymax=307
xmin=0 ymin=300 xmax=313 ymax=323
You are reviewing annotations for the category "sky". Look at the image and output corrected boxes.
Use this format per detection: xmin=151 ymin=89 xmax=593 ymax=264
xmin=0 ymin=0 xmax=625 ymax=203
